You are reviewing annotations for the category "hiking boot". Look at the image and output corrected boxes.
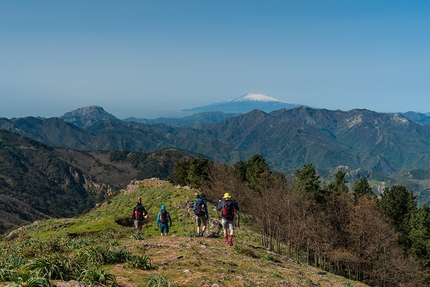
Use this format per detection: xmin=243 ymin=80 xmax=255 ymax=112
xmin=228 ymin=240 xmax=233 ymax=246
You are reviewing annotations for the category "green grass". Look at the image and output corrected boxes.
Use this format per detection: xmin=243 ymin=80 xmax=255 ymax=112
xmin=0 ymin=179 xmax=369 ymax=287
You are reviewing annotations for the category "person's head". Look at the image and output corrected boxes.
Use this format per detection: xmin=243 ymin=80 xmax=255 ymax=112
xmin=223 ymin=193 xmax=231 ymax=199
xmin=161 ymin=204 xmax=166 ymax=210
xmin=200 ymin=193 xmax=206 ymax=199
xmin=136 ymin=197 xmax=142 ymax=204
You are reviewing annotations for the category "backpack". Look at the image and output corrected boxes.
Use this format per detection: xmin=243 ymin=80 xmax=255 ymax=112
xmin=134 ymin=205 xmax=145 ymax=220
xmin=159 ymin=209 xmax=169 ymax=224
xmin=222 ymin=199 xmax=235 ymax=219
xmin=193 ymin=198 xmax=205 ymax=216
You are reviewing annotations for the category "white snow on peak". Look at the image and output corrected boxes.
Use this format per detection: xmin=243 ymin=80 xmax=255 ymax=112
xmin=232 ymin=94 xmax=284 ymax=102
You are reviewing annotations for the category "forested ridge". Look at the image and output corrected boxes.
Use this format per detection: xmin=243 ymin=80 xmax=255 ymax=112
xmin=172 ymin=155 xmax=430 ymax=286
xmin=0 ymin=129 xmax=190 ymax=233
xmin=6 ymin=107 xmax=430 ymax=205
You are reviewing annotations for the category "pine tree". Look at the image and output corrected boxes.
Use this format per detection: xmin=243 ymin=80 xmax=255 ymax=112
xmin=408 ymin=205 xmax=430 ymax=267
xmin=294 ymin=163 xmax=325 ymax=204
xmin=244 ymin=154 xmax=271 ymax=193
xmin=327 ymin=170 xmax=349 ymax=195
xmin=352 ymin=177 xmax=374 ymax=200
xmin=378 ymin=185 xmax=417 ymax=250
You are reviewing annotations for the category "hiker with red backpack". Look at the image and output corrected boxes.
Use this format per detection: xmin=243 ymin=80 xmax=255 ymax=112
xmin=131 ymin=197 xmax=147 ymax=232
xmin=217 ymin=192 xmax=239 ymax=246
xmin=193 ymin=193 xmax=208 ymax=236
xmin=156 ymin=204 xmax=172 ymax=236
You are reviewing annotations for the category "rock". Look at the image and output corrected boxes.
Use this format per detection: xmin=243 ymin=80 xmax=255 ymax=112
xmin=54 ymin=280 xmax=86 ymax=287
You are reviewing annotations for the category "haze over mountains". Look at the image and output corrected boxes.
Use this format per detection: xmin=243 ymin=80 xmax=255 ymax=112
xmin=2 ymin=94 xmax=430 ymax=175
xmin=0 ymin=109 xmax=429 ymax=170
xmin=2 ymin=94 xmax=430 ymax=208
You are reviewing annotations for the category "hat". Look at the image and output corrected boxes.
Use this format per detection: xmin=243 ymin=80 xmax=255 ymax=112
xmin=161 ymin=204 xmax=166 ymax=210
xmin=223 ymin=193 xmax=231 ymax=199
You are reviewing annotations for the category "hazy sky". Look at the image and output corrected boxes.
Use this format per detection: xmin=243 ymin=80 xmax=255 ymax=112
xmin=2 ymin=1 xmax=430 ymax=119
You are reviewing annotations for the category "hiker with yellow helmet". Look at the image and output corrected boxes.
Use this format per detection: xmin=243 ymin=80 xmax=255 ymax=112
xmin=217 ymin=192 xmax=239 ymax=246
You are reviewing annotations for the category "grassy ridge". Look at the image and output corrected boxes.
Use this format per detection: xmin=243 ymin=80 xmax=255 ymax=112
xmin=1 ymin=179 xmax=367 ymax=287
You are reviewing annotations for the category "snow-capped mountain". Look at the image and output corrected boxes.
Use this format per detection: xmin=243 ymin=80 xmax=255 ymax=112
xmin=182 ymin=94 xmax=301 ymax=114
xmin=231 ymin=93 xmax=284 ymax=102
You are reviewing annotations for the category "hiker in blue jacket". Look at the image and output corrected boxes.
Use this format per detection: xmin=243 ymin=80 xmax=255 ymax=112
xmin=217 ymin=192 xmax=239 ymax=246
xmin=193 ymin=193 xmax=209 ymax=236
xmin=156 ymin=204 xmax=172 ymax=236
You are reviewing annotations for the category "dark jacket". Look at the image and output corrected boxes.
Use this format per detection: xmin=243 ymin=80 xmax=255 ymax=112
xmin=194 ymin=198 xmax=209 ymax=218
xmin=132 ymin=203 xmax=147 ymax=220
xmin=217 ymin=199 xmax=239 ymax=219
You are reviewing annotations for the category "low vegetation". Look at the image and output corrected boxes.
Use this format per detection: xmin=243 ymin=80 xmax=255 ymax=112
xmin=1 ymin=179 xmax=366 ymax=287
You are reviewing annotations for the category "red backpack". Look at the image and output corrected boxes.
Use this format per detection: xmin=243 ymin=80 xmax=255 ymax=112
xmin=222 ymin=200 xmax=235 ymax=219
xmin=159 ymin=209 xmax=169 ymax=223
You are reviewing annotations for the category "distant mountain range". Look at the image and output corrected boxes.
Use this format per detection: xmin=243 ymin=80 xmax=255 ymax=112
xmin=121 ymin=94 xmax=300 ymax=126
xmin=2 ymin=95 xmax=430 ymax=208
xmin=123 ymin=111 xmax=241 ymax=127
xmin=122 ymin=94 xmax=430 ymax=128
xmin=401 ymin=111 xmax=430 ymax=125
xmin=2 ymin=104 xmax=430 ymax=175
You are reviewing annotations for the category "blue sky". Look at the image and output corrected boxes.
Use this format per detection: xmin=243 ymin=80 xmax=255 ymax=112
xmin=1 ymin=1 xmax=430 ymax=119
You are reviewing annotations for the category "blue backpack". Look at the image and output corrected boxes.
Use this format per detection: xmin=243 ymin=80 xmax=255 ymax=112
xmin=193 ymin=198 xmax=205 ymax=215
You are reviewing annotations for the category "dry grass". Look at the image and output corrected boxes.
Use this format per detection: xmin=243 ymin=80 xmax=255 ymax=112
xmin=108 ymin=231 xmax=367 ymax=287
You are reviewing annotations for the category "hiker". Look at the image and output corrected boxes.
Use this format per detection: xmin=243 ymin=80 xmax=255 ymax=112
xmin=217 ymin=192 xmax=239 ymax=246
xmin=131 ymin=197 xmax=147 ymax=232
xmin=156 ymin=204 xmax=172 ymax=236
xmin=193 ymin=193 xmax=208 ymax=236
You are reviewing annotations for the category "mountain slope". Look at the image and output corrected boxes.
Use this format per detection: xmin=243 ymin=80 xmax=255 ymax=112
xmin=0 ymin=194 xmax=48 ymax=235
xmin=0 ymin=129 xmax=191 ymax=233
xmin=0 ymin=128 xmax=97 ymax=219
xmin=202 ymin=107 xmax=430 ymax=174
xmin=401 ymin=111 xmax=430 ymax=125
xmin=0 ymin=179 xmax=368 ymax=287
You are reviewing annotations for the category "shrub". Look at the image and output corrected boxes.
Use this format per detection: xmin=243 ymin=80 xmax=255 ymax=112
xmin=106 ymin=248 xmax=130 ymax=264
xmin=0 ymin=266 xmax=14 ymax=282
xmin=25 ymin=255 xmax=69 ymax=280
xmin=125 ymin=255 xmax=152 ymax=270
xmin=79 ymin=267 xmax=117 ymax=286
xmin=139 ymin=275 xmax=176 ymax=287
xmin=77 ymin=245 xmax=109 ymax=266
xmin=7 ymin=276 xmax=51 ymax=287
